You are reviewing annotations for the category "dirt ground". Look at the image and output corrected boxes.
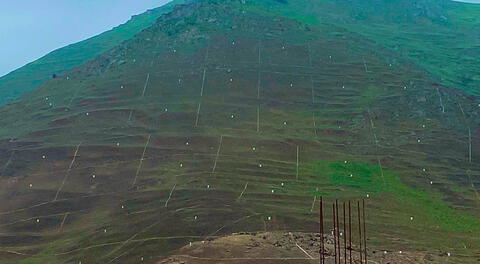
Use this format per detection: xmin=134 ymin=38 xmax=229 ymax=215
xmin=156 ymin=232 xmax=451 ymax=264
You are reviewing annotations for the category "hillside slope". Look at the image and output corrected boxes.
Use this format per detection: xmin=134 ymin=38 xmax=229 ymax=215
xmin=0 ymin=0 xmax=191 ymax=107
xmin=251 ymin=0 xmax=480 ymax=96
xmin=0 ymin=0 xmax=479 ymax=263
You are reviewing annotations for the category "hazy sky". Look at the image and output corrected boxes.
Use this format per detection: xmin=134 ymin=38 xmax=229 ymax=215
xmin=0 ymin=0 xmax=172 ymax=77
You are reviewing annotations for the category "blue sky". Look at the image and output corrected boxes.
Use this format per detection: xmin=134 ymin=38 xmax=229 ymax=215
xmin=0 ymin=0 xmax=172 ymax=77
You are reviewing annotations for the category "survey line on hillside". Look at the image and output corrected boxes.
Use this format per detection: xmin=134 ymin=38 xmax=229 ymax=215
xmin=53 ymin=235 xmax=214 ymax=256
xmin=237 ymin=182 xmax=249 ymax=200
xmin=195 ymin=102 xmax=202 ymax=127
xmin=296 ymin=146 xmax=300 ymax=181
xmin=468 ymin=128 xmax=472 ymax=164
xmin=312 ymin=112 xmax=317 ymax=137
xmin=0 ymin=250 xmax=31 ymax=256
xmin=0 ymin=192 xmax=118 ymax=216
xmin=53 ymin=143 xmax=81 ymax=201
xmin=257 ymin=40 xmax=262 ymax=99
xmin=367 ymin=110 xmax=386 ymax=185
xmin=67 ymin=85 xmax=82 ymax=109
xmin=310 ymin=195 xmax=317 ymax=212
xmin=466 ymin=169 xmax=480 ymax=203
xmin=208 ymin=213 xmax=260 ymax=237
xmin=362 ymin=57 xmax=369 ymax=73
xmin=311 ymin=76 xmax=315 ymax=104
xmin=7 ymin=150 xmax=256 ymax=190
xmin=164 ymin=183 xmax=177 ymax=208
xmin=141 ymin=73 xmax=150 ymax=97
xmin=0 ymin=151 xmax=14 ymax=177
xmin=9 ymin=136 xmax=472 ymax=186
xmin=132 ymin=134 xmax=151 ymax=186
xmin=307 ymin=43 xmax=312 ymax=67
xmin=59 ymin=212 xmax=68 ymax=231
xmin=0 ymin=210 xmax=86 ymax=227
xmin=107 ymin=245 xmax=139 ymax=264
xmin=128 ymin=73 xmax=150 ymax=122
xmin=212 ymin=135 xmax=224 ymax=173
xmin=457 ymin=101 xmax=473 ymax=164
xmin=436 ymin=87 xmax=445 ymax=113
xmin=296 ymin=243 xmax=314 ymax=259
xmin=127 ymin=109 xmax=134 ymax=122
xmin=257 ymin=106 xmax=260 ymax=133
xmin=105 ymin=219 xmax=162 ymax=260
xmin=200 ymin=69 xmax=207 ymax=97
xmin=456 ymin=100 xmax=478 ymax=202
xmin=0 ymin=171 xmax=207 ymax=218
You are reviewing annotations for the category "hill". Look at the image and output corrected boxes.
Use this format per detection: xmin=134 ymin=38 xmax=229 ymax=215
xmin=0 ymin=0 xmax=191 ymax=107
xmin=0 ymin=0 xmax=479 ymax=263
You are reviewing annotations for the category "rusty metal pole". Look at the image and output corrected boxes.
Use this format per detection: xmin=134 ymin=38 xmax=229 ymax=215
xmin=336 ymin=199 xmax=340 ymax=264
xmin=363 ymin=199 xmax=367 ymax=264
xmin=320 ymin=196 xmax=324 ymax=264
xmin=348 ymin=201 xmax=352 ymax=264
xmin=333 ymin=202 xmax=337 ymax=264
xmin=343 ymin=202 xmax=347 ymax=264
xmin=357 ymin=201 xmax=363 ymax=264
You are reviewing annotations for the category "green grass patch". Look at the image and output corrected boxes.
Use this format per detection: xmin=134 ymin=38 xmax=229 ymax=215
xmin=311 ymin=160 xmax=480 ymax=231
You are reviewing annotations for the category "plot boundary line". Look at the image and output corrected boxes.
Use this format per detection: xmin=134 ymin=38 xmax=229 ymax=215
xmin=164 ymin=183 xmax=177 ymax=208
xmin=53 ymin=143 xmax=81 ymax=201
xmin=132 ymin=135 xmax=151 ymax=186
xmin=237 ymin=182 xmax=249 ymax=200
xmin=212 ymin=135 xmax=224 ymax=173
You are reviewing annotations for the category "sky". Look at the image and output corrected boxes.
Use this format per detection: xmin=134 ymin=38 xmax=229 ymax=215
xmin=0 ymin=0 xmax=172 ymax=77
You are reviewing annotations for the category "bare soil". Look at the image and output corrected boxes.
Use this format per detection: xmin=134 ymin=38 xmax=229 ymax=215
xmin=156 ymin=232 xmax=448 ymax=264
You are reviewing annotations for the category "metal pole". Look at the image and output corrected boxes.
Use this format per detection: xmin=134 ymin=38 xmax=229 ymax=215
xmin=333 ymin=202 xmax=337 ymax=264
xmin=358 ymin=201 xmax=363 ymax=264
xmin=363 ymin=199 xmax=367 ymax=264
xmin=336 ymin=199 xmax=340 ymax=264
xmin=320 ymin=196 xmax=324 ymax=264
xmin=349 ymin=201 xmax=352 ymax=264
xmin=343 ymin=202 xmax=347 ymax=264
